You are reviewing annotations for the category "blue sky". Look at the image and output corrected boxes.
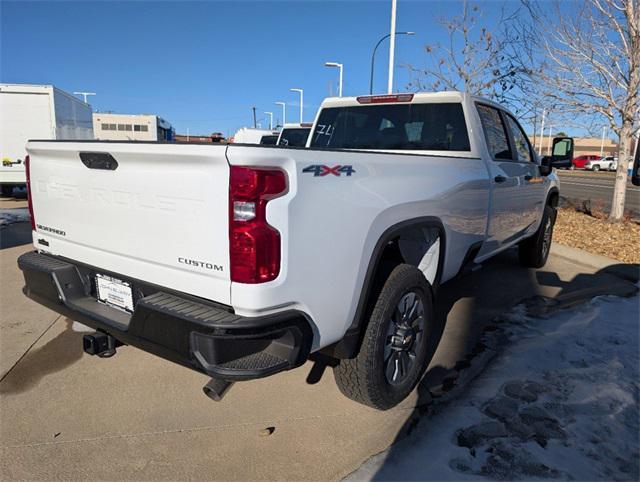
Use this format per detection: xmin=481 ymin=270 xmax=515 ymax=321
xmin=3 ymin=0 xmax=518 ymax=136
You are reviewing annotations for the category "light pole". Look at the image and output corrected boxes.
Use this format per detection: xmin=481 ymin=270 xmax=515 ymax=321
xmin=325 ymin=62 xmax=344 ymax=97
xmin=538 ymin=109 xmax=546 ymax=156
xmin=275 ymin=101 xmax=286 ymax=126
xmin=370 ymin=31 xmax=414 ymax=94
xmin=546 ymin=125 xmax=553 ymax=155
xmin=264 ymin=112 xmax=273 ymax=130
xmin=388 ymin=0 xmax=398 ymax=93
xmin=600 ymin=126 xmax=607 ymax=157
xmin=73 ymin=91 xmax=96 ymax=104
xmin=290 ymin=88 xmax=304 ymax=123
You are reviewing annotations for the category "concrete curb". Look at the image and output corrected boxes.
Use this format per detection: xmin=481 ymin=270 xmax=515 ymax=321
xmin=550 ymin=242 xmax=622 ymax=270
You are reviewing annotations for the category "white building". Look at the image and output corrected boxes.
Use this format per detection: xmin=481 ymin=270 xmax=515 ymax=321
xmin=93 ymin=113 xmax=174 ymax=141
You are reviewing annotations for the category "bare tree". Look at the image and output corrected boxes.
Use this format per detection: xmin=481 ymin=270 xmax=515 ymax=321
xmin=522 ymin=0 xmax=639 ymax=222
xmin=404 ymin=1 xmax=537 ymax=121
xmin=407 ymin=0 xmax=638 ymax=221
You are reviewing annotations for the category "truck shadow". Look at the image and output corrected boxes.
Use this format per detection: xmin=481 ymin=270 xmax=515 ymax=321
xmin=366 ymin=250 xmax=639 ymax=480
xmin=0 ymin=319 xmax=84 ymax=395
xmin=0 ymin=222 xmax=33 ymax=249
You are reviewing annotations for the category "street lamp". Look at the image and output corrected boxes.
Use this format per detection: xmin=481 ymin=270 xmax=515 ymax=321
xmin=388 ymin=0 xmax=397 ymax=94
xmin=369 ymin=31 xmax=414 ymax=94
xmin=275 ymin=101 xmax=286 ymax=126
xmin=325 ymin=62 xmax=344 ymax=97
xmin=600 ymin=126 xmax=607 ymax=157
xmin=73 ymin=91 xmax=96 ymax=104
xmin=264 ymin=112 xmax=273 ymax=130
xmin=290 ymin=88 xmax=304 ymax=123
xmin=538 ymin=108 xmax=547 ymax=156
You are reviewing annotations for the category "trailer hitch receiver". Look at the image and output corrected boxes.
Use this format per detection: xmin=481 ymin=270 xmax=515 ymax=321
xmin=83 ymin=331 xmax=120 ymax=358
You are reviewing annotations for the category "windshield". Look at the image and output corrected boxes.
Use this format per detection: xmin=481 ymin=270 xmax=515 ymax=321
xmin=278 ymin=128 xmax=311 ymax=147
xmin=309 ymin=103 xmax=470 ymax=151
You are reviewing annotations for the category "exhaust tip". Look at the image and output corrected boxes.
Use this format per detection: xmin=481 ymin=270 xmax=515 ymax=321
xmin=203 ymin=378 xmax=233 ymax=401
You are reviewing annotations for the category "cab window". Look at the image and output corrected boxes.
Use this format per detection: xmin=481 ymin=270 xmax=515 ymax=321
xmin=504 ymin=114 xmax=533 ymax=162
xmin=476 ymin=104 xmax=512 ymax=160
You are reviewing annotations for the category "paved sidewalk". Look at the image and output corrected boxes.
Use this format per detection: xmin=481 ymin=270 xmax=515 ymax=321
xmin=1 ymin=239 xmax=637 ymax=480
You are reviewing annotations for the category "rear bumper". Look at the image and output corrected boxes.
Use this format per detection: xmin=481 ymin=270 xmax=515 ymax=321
xmin=18 ymin=251 xmax=313 ymax=380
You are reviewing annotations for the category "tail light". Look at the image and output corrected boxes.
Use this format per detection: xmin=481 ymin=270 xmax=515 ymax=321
xmin=229 ymin=166 xmax=287 ymax=283
xmin=25 ymin=155 xmax=36 ymax=230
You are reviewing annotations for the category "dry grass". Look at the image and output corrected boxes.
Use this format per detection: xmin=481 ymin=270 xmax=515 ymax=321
xmin=554 ymin=207 xmax=640 ymax=264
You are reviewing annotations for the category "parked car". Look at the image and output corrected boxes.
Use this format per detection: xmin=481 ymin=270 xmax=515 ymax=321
xmin=585 ymin=156 xmax=617 ymax=171
xmin=18 ymin=92 xmax=565 ymax=410
xmin=276 ymin=123 xmax=312 ymax=147
xmin=572 ymin=154 xmax=601 ymax=170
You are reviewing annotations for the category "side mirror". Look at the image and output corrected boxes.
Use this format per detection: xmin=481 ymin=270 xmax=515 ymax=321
xmin=632 ymin=142 xmax=639 ymax=187
xmin=551 ymin=137 xmax=573 ymax=163
xmin=539 ymin=137 xmax=573 ymax=176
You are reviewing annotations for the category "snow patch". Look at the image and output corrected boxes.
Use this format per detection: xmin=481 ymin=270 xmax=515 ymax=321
xmin=349 ymin=294 xmax=639 ymax=481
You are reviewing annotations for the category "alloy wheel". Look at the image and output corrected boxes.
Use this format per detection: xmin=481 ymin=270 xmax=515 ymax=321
xmin=383 ymin=291 xmax=425 ymax=385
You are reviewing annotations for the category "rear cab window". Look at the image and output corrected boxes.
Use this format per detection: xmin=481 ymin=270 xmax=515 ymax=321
xmin=260 ymin=135 xmax=278 ymax=145
xmin=309 ymin=102 xmax=471 ymax=151
xmin=278 ymin=128 xmax=311 ymax=147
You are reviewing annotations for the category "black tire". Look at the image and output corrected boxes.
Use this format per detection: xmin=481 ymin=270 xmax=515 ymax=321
xmin=1 ymin=185 xmax=13 ymax=197
xmin=333 ymin=264 xmax=435 ymax=410
xmin=592 ymin=165 xmax=600 ymax=172
xmin=518 ymin=205 xmax=556 ymax=268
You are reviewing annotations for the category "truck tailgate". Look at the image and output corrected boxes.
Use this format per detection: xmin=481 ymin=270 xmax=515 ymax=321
xmin=26 ymin=141 xmax=231 ymax=305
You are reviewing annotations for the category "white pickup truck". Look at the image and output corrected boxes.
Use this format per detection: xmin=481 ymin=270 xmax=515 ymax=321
xmin=18 ymin=92 xmax=568 ymax=409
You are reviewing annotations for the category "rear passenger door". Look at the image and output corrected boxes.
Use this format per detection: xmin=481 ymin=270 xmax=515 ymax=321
xmin=475 ymin=103 xmax=531 ymax=255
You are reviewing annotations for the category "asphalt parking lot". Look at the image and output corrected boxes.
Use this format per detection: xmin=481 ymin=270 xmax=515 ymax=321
xmin=2 ymin=202 xmax=638 ymax=480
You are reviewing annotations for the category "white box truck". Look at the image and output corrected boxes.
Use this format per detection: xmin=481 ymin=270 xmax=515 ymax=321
xmin=0 ymin=84 xmax=94 ymax=196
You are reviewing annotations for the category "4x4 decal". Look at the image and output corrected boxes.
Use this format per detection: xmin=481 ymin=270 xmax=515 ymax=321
xmin=302 ymin=165 xmax=355 ymax=177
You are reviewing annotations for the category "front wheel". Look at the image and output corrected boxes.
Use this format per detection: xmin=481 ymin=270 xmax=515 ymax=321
xmin=333 ymin=264 xmax=434 ymax=410
xmin=518 ymin=205 xmax=556 ymax=268
xmin=592 ymin=165 xmax=600 ymax=172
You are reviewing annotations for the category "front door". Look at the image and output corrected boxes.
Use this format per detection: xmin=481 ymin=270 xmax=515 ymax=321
xmin=503 ymin=112 xmax=546 ymax=236
xmin=475 ymin=103 xmax=531 ymax=256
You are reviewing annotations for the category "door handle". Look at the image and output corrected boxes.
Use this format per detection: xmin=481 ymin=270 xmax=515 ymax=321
xmin=524 ymin=175 xmax=533 ymax=181
xmin=494 ymin=175 xmax=507 ymax=183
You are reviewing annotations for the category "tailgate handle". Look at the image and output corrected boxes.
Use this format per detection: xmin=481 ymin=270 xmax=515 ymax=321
xmin=79 ymin=152 xmax=119 ymax=171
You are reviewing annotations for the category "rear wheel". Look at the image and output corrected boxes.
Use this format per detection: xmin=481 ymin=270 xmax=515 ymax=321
xmin=518 ymin=205 xmax=556 ymax=268
xmin=592 ymin=165 xmax=600 ymax=172
xmin=333 ymin=264 xmax=434 ymax=410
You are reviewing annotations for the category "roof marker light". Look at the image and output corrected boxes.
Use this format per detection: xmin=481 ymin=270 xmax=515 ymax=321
xmin=356 ymin=94 xmax=414 ymax=104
